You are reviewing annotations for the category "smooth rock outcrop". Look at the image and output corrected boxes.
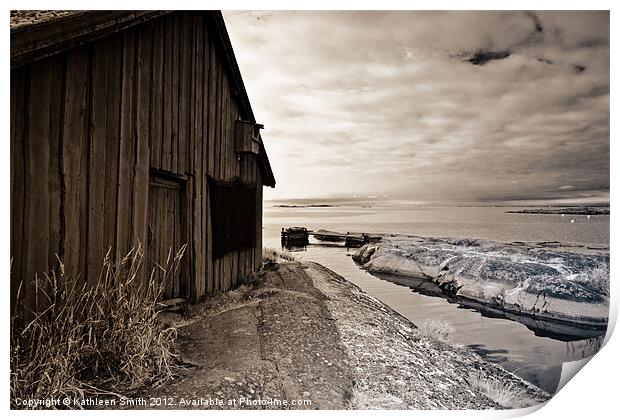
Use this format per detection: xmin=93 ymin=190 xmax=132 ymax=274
xmin=353 ymin=235 xmax=609 ymax=338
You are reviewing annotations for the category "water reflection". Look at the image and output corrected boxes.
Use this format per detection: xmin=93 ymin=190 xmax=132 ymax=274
xmin=467 ymin=344 xmax=509 ymax=364
xmin=376 ymin=272 xmax=607 ymax=342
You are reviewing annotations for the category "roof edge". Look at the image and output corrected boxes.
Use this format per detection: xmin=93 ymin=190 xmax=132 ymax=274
xmin=11 ymin=10 xmax=171 ymax=68
xmin=207 ymin=11 xmax=255 ymax=122
xmin=209 ymin=12 xmax=275 ymax=187
xmin=258 ymin=138 xmax=276 ymax=188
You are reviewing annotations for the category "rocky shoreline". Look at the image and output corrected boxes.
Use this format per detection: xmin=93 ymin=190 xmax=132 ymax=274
xmin=352 ymin=235 xmax=609 ymax=340
xmin=142 ymin=260 xmax=549 ymax=410
xmin=305 ymin=262 xmax=550 ymax=409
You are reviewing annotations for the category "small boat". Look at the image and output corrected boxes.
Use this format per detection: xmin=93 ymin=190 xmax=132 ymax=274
xmin=313 ymin=229 xmax=381 ymax=247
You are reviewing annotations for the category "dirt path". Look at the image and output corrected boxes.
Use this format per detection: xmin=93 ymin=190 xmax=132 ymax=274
xmin=148 ymin=261 xmax=549 ymax=410
xmin=151 ymin=262 xmax=354 ymax=409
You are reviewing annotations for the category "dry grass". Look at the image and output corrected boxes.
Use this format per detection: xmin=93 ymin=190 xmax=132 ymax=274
xmin=189 ymin=284 xmax=257 ymax=320
xmin=467 ymin=371 xmax=529 ymax=409
xmin=348 ymin=386 xmax=407 ymax=410
xmin=263 ymin=247 xmax=298 ymax=263
xmin=10 ymin=243 xmax=186 ymax=409
xmin=416 ymin=319 xmax=456 ymax=342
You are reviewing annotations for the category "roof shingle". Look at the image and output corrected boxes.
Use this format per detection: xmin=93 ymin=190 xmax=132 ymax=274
xmin=10 ymin=10 xmax=82 ymax=29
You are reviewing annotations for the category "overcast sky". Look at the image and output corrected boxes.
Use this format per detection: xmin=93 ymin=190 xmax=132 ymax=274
xmin=223 ymin=11 xmax=609 ymax=203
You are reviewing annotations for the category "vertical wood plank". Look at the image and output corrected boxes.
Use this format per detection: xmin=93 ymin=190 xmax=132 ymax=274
xmin=171 ymin=14 xmax=180 ymax=173
xmin=232 ymin=251 xmax=238 ymax=288
xmin=160 ymin=188 xmax=167 ymax=296
xmin=79 ymin=52 xmax=92 ymax=288
xmin=134 ymin=23 xmax=153 ymax=258
xmin=214 ymin=59 xmax=222 ymax=181
xmin=150 ymin=19 xmax=164 ymax=170
xmin=205 ymin=26 xmax=216 ymax=294
xmin=156 ymin=185 xmax=164 ymax=291
xmin=226 ymin=85 xmax=236 ymax=179
xmin=25 ymin=63 xmax=52 ymax=310
xmin=167 ymin=188 xmax=172 ymax=294
xmin=177 ymin=14 xmax=186 ymax=174
xmin=218 ymin=254 xmax=223 ymax=292
xmin=192 ymin=13 xmax=206 ymax=299
xmin=178 ymin=13 xmax=189 ymax=174
xmin=170 ymin=188 xmax=178 ymax=297
xmin=213 ymin=258 xmax=219 ymax=292
xmin=224 ymin=73 xmax=232 ymax=290
xmin=207 ymin=37 xmax=217 ymax=179
xmin=225 ymin=254 xmax=230 ymax=291
xmin=172 ymin=188 xmax=180 ymax=297
xmin=162 ymin=188 xmax=170 ymax=297
xmin=63 ymin=49 xmax=90 ymax=282
xmin=230 ymin=107 xmax=239 ymax=286
xmin=256 ymin=173 xmax=263 ymax=270
xmin=184 ymin=180 xmax=191 ymax=298
xmin=215 ymin=57 xmax=226 ymax=181
xmin=220 ymin=73 xmax=228 ymax=181
xmin=87 ymin=44 xmax=109 ymax=287
xmin=220 ymin=75 xmax=227 ymax=181
xmin=201 ymin=15 xmax=211 ymax=298
xmin=10 ymin=68 xmax=27 ymax=310
xmin=187 ymin=13 xmax=196 ymax=174
xmin=47 ymin=56 xmax=65 ymax=277
xmin=103 ymin=35 xmax=123 ymax=260
xmin=162 ymin=15 xmax=173 ymax=172
xmin=224 ymin=255 xmax=230 ymax=291
xmin=116 ymin=30 xmax=136 ymax=258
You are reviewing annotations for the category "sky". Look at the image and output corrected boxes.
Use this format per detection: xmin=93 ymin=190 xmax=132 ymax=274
xmin=223 ymin=11 xmax=610 ymax=204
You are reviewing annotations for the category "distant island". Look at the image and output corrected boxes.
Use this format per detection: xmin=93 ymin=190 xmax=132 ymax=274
xmin=273 ymin=204 xmax=337 ymax=208
xmin=506 ymin=207 xmax=609 ymax=215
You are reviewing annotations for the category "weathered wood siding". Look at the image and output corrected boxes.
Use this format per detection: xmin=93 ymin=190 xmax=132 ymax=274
xmin=11 ymin=12 xmax=265 ymax=311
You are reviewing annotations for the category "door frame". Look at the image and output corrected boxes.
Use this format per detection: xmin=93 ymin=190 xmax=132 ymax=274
xmin=148 ymin=168 xmax=192 ymax=299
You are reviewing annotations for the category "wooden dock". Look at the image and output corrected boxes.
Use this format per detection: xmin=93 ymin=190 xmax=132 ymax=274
xmin=281 ymin=227 xmax=381 ymax=248
xmin=281 ymin=227 xmax=310 ymax=246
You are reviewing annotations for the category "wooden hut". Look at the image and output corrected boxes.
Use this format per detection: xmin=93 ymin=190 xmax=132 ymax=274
xmin=10 ymin=11 xmax=275 ymax=309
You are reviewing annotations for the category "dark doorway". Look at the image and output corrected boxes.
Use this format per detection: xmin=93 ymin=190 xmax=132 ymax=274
xmin=147 ymin=173 xmax=187 ymax=299
xmin=208 ymin=177 xmax=257 ymax=258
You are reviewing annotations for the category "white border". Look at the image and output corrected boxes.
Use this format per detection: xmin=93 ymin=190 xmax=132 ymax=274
xmin=2 ymin=1 xmax=617 ymax=419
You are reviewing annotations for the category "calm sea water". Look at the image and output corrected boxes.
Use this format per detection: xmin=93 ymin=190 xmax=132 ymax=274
xmin=264 ymin=201 xmax=609 ymax=248
xmin=262 ymin=201 xmax=609 ymax=393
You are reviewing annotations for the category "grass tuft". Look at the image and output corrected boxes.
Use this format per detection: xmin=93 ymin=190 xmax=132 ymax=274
xmin=10 ymin=243 xmax=186 ymax=408
xmin=467 ymin=371 xmax=529 ymax=408
xmin=416 ymin=319 xmax=456 ymax=342
xmin=348 ymin=385 xmax=407 ymax=410
xmin=263 ymin=247 xmax=298 ymax=263
xmin=190 ymin=284 xmax=257 ymax=320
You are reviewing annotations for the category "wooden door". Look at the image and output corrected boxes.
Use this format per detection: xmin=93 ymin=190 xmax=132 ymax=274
xmin=147 ymin=175 xmax=185 ymax=299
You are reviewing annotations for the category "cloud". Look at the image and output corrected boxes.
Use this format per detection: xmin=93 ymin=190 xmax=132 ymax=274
xmin=223 ymin=11 xmax=609 ymax=202
xmin=463 ymin=50 xmax=512 ymax=65
xmin=572 ymin=64 xmax=586 ymax=74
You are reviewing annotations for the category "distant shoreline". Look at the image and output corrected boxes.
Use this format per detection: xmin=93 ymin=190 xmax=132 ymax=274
xmin=506 ymin=207 xmax=609 ymax=215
